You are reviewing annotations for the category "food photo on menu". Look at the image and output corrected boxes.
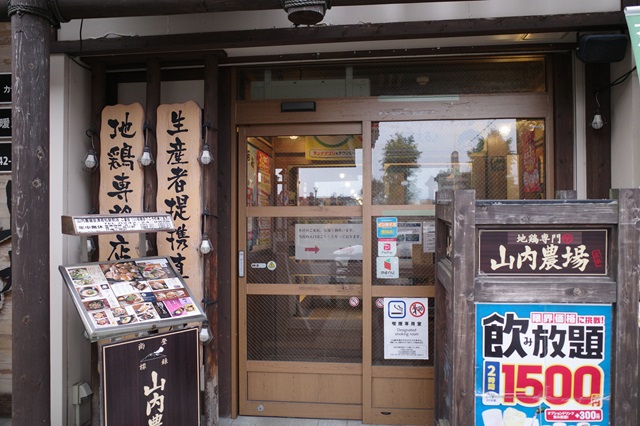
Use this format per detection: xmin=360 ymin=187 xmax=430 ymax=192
xmin=78 ymin=286 xmax=101 ymax=299
xmin=68 ymin=267 xmax=93 ymax=286
xmin=137 ymin=259 xmax=175 ymax=280
xmin=90 ymin=310 xmax=113 ymax=327
xmin=100 ymin=261 xmax=142 ymax=283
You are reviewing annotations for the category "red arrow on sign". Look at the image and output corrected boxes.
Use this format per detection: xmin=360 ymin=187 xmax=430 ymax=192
xmin=305 ymin=246 xmax=320 ymax=254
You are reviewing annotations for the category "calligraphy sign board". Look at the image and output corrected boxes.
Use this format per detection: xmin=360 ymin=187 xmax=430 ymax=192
xmin=475 ymin=303 xmax=611 ymax=426
xmin=59 ymin=256 xmax=206 ymax=342
xmin=102 ymin=327 xmax=201 ymax=426
xmin=156 ymin=101 xmax=203 ymax=304
xmin=99 ymin=103 xmax=145 ymax=261
xmin=478 ymin=229 xmax=608 ymax=276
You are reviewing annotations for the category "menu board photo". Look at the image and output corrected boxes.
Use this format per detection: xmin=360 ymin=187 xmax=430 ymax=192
xmin=59 ymin=256 xmax=206 ymax=341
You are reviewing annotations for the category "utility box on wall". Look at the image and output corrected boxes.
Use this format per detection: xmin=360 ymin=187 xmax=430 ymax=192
xmin=434 ymin=189 xmax=640 ymax=426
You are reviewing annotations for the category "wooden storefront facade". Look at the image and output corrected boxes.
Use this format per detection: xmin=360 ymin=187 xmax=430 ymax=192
xmin=1 ymin=1 xmax=640 ymax=425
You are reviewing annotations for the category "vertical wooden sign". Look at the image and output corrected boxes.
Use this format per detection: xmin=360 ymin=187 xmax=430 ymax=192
xmin=156 ymin=101 xmax=203 ymax=304
xmin=99 ymin=104 xmax=145 ymax=261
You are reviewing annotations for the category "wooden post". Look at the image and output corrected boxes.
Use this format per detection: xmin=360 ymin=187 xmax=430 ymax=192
xmin=434 ymin=189 xmax=476 ymax=425
xmin=144 ymin=58 xmax=161 ymax=254
xmin=585 ymin=63 xmax=611 ymax=199
xmin=449 ymin=190 xmax=476 ymax=424
xmin=216 ymin=66 xmax=233 ymax=418
xmin=89 ymin=60 xmax=106 ymax=426
xmin=551 ymin=52 xmax=575 ymax=193
xmin=611 ymin=188 xmax=640 ymax=425
xmin=10 ymin=1 xmax=51 ymax=424
xmin=202 ymin=54 xmax=219 ymax=426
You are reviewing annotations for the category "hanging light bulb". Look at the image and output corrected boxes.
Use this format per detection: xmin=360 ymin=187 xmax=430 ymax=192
xmin=200 ymin=121 xmax=213 ymax=165
xmin=591 ymin=91 xmax=604 ymax=130
xmin=83 ymin=148 xmax=98 ymax=171
xmin=86 ymin=237 xmax=96 ymax=256
xmin=83 ymin=128 xmax=99 ymax=171
xmin=199 ymin=320 xmax=213 ymax=344
xmin=200 ymin=143 xmax=212 ymax=165
xmin=591 ymin=112 xmax=604 ymax=130
xmin=139 ymin=145 xmax=154 ymax=167
xmin=200 ymin=233 xmax=213 ymax=255
xmin=139 ymin=123 xmax=155 ymax=167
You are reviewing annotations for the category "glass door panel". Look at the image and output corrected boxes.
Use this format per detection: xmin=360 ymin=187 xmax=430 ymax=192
xmin=240 ymin=125 xmax=365 ymax=420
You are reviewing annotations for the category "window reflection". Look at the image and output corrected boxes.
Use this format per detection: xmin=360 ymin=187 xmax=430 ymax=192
xmin=371 ymin=119 xmax=545 ymax=204
xmin=247 ymin=135 xmax=363 ymax=207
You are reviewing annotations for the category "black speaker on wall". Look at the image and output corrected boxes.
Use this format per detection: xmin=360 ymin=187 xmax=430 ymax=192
xmin=576 ymin=34 xmax=628 ymax=63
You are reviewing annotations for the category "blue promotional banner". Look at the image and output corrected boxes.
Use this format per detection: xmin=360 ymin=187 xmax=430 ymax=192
xmin=475 ymin=303 xmax=611 ymax=426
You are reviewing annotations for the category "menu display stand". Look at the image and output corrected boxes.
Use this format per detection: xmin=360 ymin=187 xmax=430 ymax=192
xmin=59 ymin=256 xmax=206 ymax=342
xmin=60 ymin=213 xmax=205 ymax=341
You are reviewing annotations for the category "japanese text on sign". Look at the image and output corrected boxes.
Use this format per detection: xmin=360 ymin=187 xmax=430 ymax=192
xmin=475 ymin=303 xmax=611 ymax=426
xmin=383 ymin=298 xmax=429 ymax=360
xmin=478 ymin=229 xmax=608 ymax=275
xmin=103 ymin=328 xmax=200 ymax=426
xmin=156 ymin=101 xmax=202 ymax=299
xmin=99 ymin=104 xmax=145 ymax=261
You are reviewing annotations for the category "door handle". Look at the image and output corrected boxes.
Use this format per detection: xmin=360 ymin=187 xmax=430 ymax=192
xmin=238 ymin=250 xmax=245 ymax=277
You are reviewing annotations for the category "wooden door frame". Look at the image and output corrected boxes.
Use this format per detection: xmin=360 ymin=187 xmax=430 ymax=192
xmin=237 ymin=122 xmax=367 ymax=420
xmin=232 ymin=92 xmax=554 ymax=421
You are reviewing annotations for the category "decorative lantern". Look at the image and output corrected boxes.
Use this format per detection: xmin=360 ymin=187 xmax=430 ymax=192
xmin=282 ymin=0 xmax=331 ymax=26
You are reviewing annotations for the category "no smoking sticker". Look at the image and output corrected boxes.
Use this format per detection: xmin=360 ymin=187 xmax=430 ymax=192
xmin=410 ymin=301 xmax=426 ymax=317
xmin=349 ymin=297 xmax=360 ymax=307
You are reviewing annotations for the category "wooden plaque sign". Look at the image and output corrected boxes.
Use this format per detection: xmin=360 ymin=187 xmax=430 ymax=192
xmin=478 ymin=229 xmax=608 ymax=276
xmin=156 ymin=101 xmax=203 ymax=304
xmin=102 ymin=327 xmax=201 ymax=426
xmin=99 ymin=103 xmax=145 ymax=261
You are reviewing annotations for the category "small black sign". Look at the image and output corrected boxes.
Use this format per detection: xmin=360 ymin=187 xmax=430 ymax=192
xmin=0 ymin=108 xmax=10 ymax=138
xmin=0 ymin=143 xmax=10 ymax=172
xmin=0 ymin=74 xmax=10 ymax=104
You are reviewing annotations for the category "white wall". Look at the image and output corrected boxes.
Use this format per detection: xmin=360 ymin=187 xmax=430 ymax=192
xmin=50 ymin=54 xmax=93 ymax=426
xmin=611 ymin=49 xmax=640 ymax=188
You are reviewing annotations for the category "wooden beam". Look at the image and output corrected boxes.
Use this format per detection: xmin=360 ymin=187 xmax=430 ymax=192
xmin=0 ymin=0 xmax=480 ymax=20
xmin=551 ymin=52 xmax=576 ymax=192
xmin=202 ymin=54 xmax=219 ymax=426
xmin=84 ymin=43 xmax=575 ymax=69
xmin=216 ymin=66 xmax=233 ymax=418
xmin=51 ymin=12 xmax=626 ymax=58
xmin=144 ymin=58 xmax=160 ymax=216
xmin=89 ymin=60 xmax=105 ymax=426
xmin=585 ymin=63 xmax=612 ymax=199
xmin=10 ymin=1 xmax=51 ymax=424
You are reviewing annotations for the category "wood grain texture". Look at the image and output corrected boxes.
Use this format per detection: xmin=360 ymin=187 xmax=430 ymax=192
xmin=156 ymin=101 xmax=203 ymax=303
xmin=98 ymin=103 xmax=145 ymax=261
